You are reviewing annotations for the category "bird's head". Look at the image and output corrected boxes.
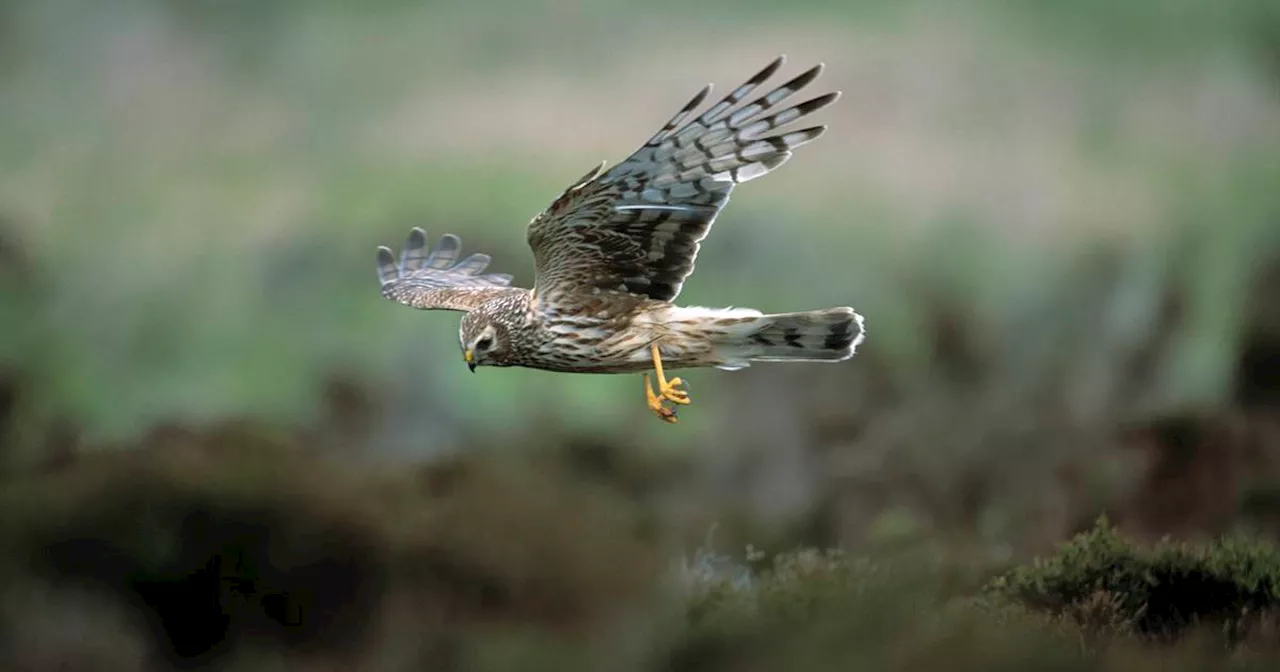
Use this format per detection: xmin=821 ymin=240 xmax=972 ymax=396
xmin=459 ymin=310 xmax=511 ymax=372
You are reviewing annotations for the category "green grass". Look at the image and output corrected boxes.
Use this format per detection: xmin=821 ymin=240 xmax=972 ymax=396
xmin=1 ymin=0 xmax=1275 ymax=440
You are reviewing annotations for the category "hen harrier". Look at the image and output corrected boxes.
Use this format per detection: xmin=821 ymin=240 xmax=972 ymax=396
xmin=376 ymin=56 xmax=865 ymax=423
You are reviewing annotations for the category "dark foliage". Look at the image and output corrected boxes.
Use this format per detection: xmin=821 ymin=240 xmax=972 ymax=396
xmin=988 ymin=518 xmax=1280 ymax=647
xmin=0 ymin=424 xmax=663 ymax=670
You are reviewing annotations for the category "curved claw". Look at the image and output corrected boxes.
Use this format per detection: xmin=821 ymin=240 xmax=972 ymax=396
xmin=645 ymin=373 xmax=681 ymax=423
xmin=645 ymin=344 xmax=693 ymax=424
xmin=659 ymin=377 xmax=691 ymax=405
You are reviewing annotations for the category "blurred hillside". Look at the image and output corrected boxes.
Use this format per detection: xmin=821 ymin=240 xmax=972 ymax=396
xmin=1 ymin=1 xmax=1280 ymax=667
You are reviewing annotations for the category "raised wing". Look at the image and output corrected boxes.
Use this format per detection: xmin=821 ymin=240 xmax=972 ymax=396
xmin=376 ymin=227 xmax=523 ymax=312
xmin=526 ymin=55 xmax=838 ymax=304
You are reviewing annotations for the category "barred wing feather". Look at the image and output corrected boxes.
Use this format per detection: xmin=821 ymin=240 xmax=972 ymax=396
xmin=527 ymin=55 xmax=839 ymax=304
xmin=376 ymin=227 xmax=522 ymax=312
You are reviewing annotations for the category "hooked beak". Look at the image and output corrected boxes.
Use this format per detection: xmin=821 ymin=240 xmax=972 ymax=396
xmin=464 ymin=349 xmax=476 ymax=373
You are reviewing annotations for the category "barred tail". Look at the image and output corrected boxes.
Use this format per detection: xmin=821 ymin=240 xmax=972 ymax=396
xmin=704 ymin=306 xmax=865 ymax=370
xmin=745 ymin=307 xmax=865 ymax=361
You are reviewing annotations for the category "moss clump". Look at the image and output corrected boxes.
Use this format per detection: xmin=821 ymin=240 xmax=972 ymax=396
xmin=987 ymin=517 xmax=1280 ymax=645
xmin=677 ymin=546 xmax=1093 ymax=672
xmin=677 ymin=524 xmax=1280 ymax=671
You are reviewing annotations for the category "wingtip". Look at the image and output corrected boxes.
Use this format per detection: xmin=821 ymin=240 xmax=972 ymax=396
xmin=803 ymin=125 xmax=829 ymax=141
xmin=375 ymin=246 xmax=397 ymax=284
xmin=810 ymin=91 xmax=841 ymax=110
xmin=376 ymin=246 xmax=395 ymax=266
xmin=761 ymin=55 xmax=786 ymax=79
xmin=690 ymin=83 xmax=713 ymax=108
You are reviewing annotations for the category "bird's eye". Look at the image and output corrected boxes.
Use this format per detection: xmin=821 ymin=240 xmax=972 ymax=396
xmin=476 ymin=336 xmax=493 ymax=351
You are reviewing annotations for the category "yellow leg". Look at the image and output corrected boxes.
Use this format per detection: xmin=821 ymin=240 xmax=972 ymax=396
xmin=644 ymin=344 xmax=690 ymax=423
xmin=650 ymin=344 xmax=690 ymax=404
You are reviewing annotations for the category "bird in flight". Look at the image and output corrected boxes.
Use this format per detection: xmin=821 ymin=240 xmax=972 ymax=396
xmin=376 ymin=55 xmax=865 ymax=423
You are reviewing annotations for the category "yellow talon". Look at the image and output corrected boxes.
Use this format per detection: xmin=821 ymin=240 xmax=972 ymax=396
xmin=645 ymin=373 xmax=679 ymax=423
xmin=645 ymin=344 xmax=692 ymax=423
xmin=660 ymin=376 xmax=690 ymax=404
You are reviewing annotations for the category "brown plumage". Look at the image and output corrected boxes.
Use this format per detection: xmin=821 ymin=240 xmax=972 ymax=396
xmin=375 ymin=56 xmax=865 ymax=422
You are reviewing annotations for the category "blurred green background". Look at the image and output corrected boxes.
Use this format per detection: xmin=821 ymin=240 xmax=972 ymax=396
xmin=1 ymin=0 xmax=1280 ymax=668
xmin=4 ymin=0 xmax=1280 ymax=536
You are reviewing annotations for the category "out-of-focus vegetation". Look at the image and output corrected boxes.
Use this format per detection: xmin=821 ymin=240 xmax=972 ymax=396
xmin=7 ymin=429 xmax=1280 ymax=670
xmin=1 ymin=0 xmax=1279 ymax=669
